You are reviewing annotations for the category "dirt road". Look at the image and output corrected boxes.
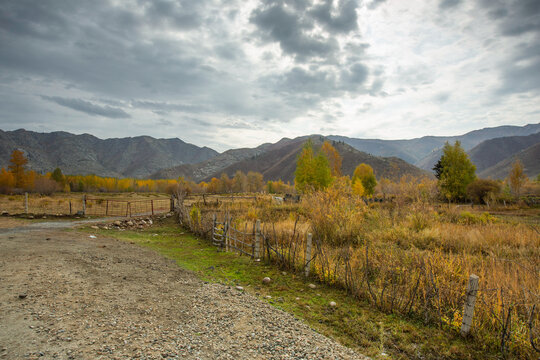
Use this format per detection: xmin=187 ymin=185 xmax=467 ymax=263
xmin=0 ymin=220 xmax=364 ymax=359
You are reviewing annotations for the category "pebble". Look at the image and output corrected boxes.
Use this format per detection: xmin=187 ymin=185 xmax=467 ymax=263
xmin=329 ymin=301 xmax=337 ymax=307
xmin=308 ymin=284 xmax=316 ymax=289
xmin=262 ymin=277 xmax=272 ymax=285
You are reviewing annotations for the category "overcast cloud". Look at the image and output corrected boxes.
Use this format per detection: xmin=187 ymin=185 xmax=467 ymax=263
xmin=0 ymin=0 xmax=539 ymax=151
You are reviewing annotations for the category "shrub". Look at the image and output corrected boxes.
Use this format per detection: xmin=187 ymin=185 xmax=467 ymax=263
xmin=466 ymin=179 xmax=501 ymax=204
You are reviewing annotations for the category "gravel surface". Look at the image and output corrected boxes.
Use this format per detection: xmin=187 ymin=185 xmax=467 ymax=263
xmin=0 ymin=221 xmax=366 ymax=359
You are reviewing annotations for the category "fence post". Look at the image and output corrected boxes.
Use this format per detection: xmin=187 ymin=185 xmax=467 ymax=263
xmin=106 ymin=200 xmax=109 ymax=216
xmin=254 ymin=219 xmax=261 ymax=259
xmin=461 ymin=274 xmax=479 ymax=336
xmin=305 ymin=233 xmax=312 ymax=277
xmin=82 ymin=195 xmax=86 ymax=216
xmin=170 ymin=196 xmax=174 ymax=212
xmin=225 ymin=216 xmax=230 ymax=252
xmin=69 ymin=200 xmax=72 ymax=215
xmin=151 ymin=199 xmax=154 ymax=215
xmin=212 ymin=213 xmax=216 ymax=241
xmin=24 ymin=192 xmax=28 ymax=214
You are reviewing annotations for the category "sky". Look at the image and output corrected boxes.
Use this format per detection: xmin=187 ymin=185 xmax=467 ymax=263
xmin=0 ymin=0 xmax=539 ymax=152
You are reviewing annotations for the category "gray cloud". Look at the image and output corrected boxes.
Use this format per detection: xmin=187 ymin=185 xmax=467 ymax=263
xmin=439 ymin=0 xmax=461 ymax=10
xmin=475 ymin=0 xmax=540 ymax=95
xmin=250 ymin=3 xmax=339 ymax=61
xmin=309 ymin=0 xmax=359 ymax=34
xmin=42 ymin=96 xmax=131 ymax=118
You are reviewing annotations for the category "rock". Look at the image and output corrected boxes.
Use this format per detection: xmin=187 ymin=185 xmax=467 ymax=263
xmin=235 ymin=286 xmax=244 ymax=291
xmin=114 ymin=221 xmax=121 ymax=226
xmin=329 ymin=301 xmax=337 ymax=307
xmin=277 ymin=297 xmax=284 ymax=303
xmin=308 ymin=284 xmax=316 ymax=289
xmin=90 ymin=226 xmax=99 ymax=230
xmin=264 ymin=295 xmax=272 ymax=299
xmin=295 ymin=297 xmax=300 ymax=301
xmin=281 ymin=271 xmax=287 ymax=276
xmin=126 ymin=221 xmax=134 ymax=226
xmin=1 ymin=211 xmax=8 ymax=216
xmin=18 ymin=294 xmax=27 ymax=299
xmin=262 ymin=277 xmax=272 ymax=285
xmin=148 ymin=219 xmax=153 ymax=225
xmin=28 ymin=215 xmax=34 ymax=219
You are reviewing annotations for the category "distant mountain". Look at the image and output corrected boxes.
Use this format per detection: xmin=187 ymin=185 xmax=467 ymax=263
xmin=329 ymin=123 xmax=540 ymax=171
xmin=197 ymin=136 xmax=427 ymax=183
xmin=151 ymin=146 xmax=268 ymax=181
xmin=468 ymin=132 xmax=540 ymax=172
xmin=0 ymin=129 xmax=218 ymax=178
xmin=479 ymin=143 xmax=540 ymax=180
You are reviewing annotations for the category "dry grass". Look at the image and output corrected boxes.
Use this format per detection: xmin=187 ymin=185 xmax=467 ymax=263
xmin=180 ymin=187 xmax=540 ymax=358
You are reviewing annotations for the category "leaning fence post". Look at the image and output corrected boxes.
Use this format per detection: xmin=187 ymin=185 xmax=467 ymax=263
xmin=254 ymin=219 xmax=261 ymax=259
xmin=461 ymin=274 xmax=479 ymax=336
xmin=305 ymin=233 xmax=312 ymax=277
xmin=24 ymin=192 xmax=28 ymax=214
xmin=82 ymin=195 xmax=86 ymax=216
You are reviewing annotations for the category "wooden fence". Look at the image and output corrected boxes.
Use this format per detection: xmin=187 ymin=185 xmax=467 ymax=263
xmin=9 ymin=193 xmax=173 ymax=217
xmin=175 ymin=204 xmax=494 ymax=343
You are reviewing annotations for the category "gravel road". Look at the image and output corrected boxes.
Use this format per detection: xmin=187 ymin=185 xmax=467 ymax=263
xmin=0 ymin=220 xmax=366 ymax=359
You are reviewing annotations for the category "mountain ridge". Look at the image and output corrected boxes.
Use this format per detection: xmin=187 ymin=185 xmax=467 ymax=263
xmin=0 ymin=129 xmax=218 ymax=178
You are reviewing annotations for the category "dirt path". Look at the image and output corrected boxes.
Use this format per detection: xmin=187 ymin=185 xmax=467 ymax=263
xmin=0 ymin=220 xmax=365 ymax=360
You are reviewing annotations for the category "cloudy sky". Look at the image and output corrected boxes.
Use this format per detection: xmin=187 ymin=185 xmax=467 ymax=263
xmin=1 ymin=0 xmax=539 ymax=151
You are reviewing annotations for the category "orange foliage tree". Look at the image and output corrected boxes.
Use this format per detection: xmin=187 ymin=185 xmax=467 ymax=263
xmin=8 ymin=150 xmax=29 ymax=188
xmin=321 ymin=140 xmax=342 ymax=177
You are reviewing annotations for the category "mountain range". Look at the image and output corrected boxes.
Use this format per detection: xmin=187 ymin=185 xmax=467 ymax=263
xmin=1 ymin=123 xmax=539 ymax=182
xmin=329 ymin=123 xmax=540 ymax=171
xmin=0 ymin=129 xmax=217 ymax=178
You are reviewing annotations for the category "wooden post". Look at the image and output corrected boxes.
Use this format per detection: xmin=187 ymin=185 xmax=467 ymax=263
xmin=254 ymin=219 xmax=261 ymax=259
xmin=170 ymin=196 xmax=175 ymax=212
xmin=69 ymin=200 xmax=72 ymax=215
xmin=461 ymin=274 xmax=479 ymax=336
xmin=151 ymin=199 xmax=154 ymax=215
xmin=82 ymin=195 xmax=86 ymax=216
xmin=24 ymin=192 xmax=28 ymax=214
xmin=106 ymin=200 xmax=109 ymax=216
xmin=305 ymin=233 xmax=312 ymax=277
xmin=212 ymin=213 xmax=216 ymax=241
xmin=225 ymin=216 xmax=230 ymax=252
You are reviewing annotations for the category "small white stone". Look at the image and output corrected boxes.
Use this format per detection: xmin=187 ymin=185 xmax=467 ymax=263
xmin=262 ymin=277 xmax=272 ymax=285
xmin=329 ymin=301 xmax=337 ymax=307
xmin=235 ymin=286 xmax=244 ymax=291
xmin=308 ymin=283 xmax=316 ymax=289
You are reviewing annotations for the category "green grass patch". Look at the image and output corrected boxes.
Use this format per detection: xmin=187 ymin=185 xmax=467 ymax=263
xmin=81 ymin=218 xmax=500 ymax=360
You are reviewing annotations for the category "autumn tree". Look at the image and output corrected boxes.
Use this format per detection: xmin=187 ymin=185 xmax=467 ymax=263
xmin=232 ymin=170 xmax=247 ymax=193
xmin=51 ymin=167 xmax=64 ymax=185
xmin=508 ymin=159 xmax=527 ymax=198
xmin=246 ymin=171 xmax=264 ymax=192
xmin=437 ymin=141 xmax=476 ymax=202
xmin=0 ymin=168 xmax=15 ymax=193
xmin=321 ymin=140 xmax=342 ymax=177
xmin=352 ymin=178 xmax=365 ymax=196
xmin=295 ymin=139 xmax=332 ymax=193
xmin=352 ymin=163 xmax=377 ymax=196
xmin=8 ymin=149 xmax=29 ymax=188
